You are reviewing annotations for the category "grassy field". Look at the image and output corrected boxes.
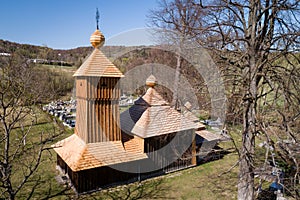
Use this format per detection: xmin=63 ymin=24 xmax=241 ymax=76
xmin=8 ymin=105 xmax=296 ymax=199
xmin=5 ymin=64 xmax=282 ymax=199
xmin=2 ymin=103 xmax=241 ymax=199
xmin=5 ymin=107 xmax=73 ymax=200
xmin=79 ymin=141 xmax=239 ymax=200
xmin=10 ymin=108 xmax=240 ymax=199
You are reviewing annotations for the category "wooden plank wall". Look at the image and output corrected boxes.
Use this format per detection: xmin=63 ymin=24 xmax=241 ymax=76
xmin=144 ymin=130 xmax=196 ymax=173
xmin=76 ymin=166 xmax=136 ymax=193
xmin=93 ymin=77 xmax=121 ymax=142
xmin=75 ymin=78 xmax=88 ymax=142
xmin=74 ymin=76 xmax=121 ymax=143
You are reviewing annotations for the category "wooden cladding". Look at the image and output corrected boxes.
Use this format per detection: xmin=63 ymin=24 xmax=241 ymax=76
xmin=57 ymin=156 xmax=144 ymax=194
xmin=92 ymin=99 xmax=121 ymax=142
xmin=75 ymin=99 xmax=88 ymax=141
xmin=96 ymin=77 xmax=120 ymax=100
xmin=144 ymin=130 xmax=196 ymax=172
xmin=75 ymin=76 xmax=121 ymax=143
xmin=76 ymin=77 xmax=120 ymax=100
xmin=76 ymin=78 xmax=87 ymax=99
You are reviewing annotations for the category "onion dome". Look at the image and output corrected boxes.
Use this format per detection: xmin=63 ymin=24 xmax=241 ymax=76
xmin=146 ymin=75 xmax=157 ymax=87
xmin=90 ymin=29 xmax=105 ymax=48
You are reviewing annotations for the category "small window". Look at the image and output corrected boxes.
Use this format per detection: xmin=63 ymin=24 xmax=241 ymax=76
xmin=101 ymin=83 xmax=107 ymax=88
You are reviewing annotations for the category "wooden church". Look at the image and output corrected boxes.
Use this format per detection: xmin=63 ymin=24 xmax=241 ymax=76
xmin=53 ymin=22 xmax=218 ymax=193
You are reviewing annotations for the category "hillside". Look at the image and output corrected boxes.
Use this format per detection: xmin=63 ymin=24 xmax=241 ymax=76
xmin=0 ymin=39 xmax=210 ymax=112
xmin=1 ymin=38 xmax=299 ymax=199
xmin=0 ymin=39 xmax=133 ymax=67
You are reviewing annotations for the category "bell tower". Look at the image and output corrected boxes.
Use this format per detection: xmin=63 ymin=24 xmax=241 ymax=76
xmin=73 ymin=10 xmax=123 ymax=143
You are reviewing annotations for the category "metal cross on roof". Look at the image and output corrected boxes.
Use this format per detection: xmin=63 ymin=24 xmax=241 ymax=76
xmin=96 ymin=8 xmax=100 ymax=30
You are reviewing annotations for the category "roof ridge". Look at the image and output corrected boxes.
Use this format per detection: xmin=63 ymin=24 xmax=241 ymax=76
xmin=141 ymin=87 xmax=169 ymax=106
xmin=73 ymin=48 xmax=123 ymax=77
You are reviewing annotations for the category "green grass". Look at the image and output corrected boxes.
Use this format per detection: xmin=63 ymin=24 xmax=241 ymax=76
xmin=162 ymin=154 xmax=238 ymax=200
xmin=8 ymin=111 xmax=298 ymax=199
xmin=4 ymin=106 xmax=241 ymax=199
xmin=10 ymin=106 xmax=294 ymax=199
xmin=6 ymin=112 xmax=240 ymax=199
xmin=39 ymin=64 xmax=77 ymax=74
xmin=2 ymin=49 xmax=298 ymax=199
xmin=81 ymin=152 xmax=239 ymax=200
xmin=1 ymin=107 xmax=73 ymax=199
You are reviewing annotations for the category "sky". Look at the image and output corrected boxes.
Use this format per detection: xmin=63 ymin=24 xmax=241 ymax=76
xmin=0 ymin=0 xmax=159 ymax=49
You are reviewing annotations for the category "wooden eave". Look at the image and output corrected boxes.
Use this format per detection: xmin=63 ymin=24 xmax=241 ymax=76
xmin=196 ymin=130 xmax=223 ymax=141
xmin=53 ymin=134 xmax=147 ymax=172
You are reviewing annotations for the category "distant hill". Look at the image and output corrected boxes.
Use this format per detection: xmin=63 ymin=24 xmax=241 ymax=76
xmin=0 ymin=39 xmax=136 ymax=67
xmin=0 ymin=39 xmax=211 ymax=112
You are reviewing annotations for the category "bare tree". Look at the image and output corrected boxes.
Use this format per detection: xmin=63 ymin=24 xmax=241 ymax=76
xmin=149 ymin=0 xmax=204 ymax=108
xmin=0 ymin=52 xmax=61 ymax=200
xmin=149 ymin=0 xmax=300 ymax=199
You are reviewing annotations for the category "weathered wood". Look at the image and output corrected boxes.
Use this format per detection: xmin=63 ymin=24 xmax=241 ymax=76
xmin=144 ymin=131 xmax=196 ymax=173
xmin=75 ymin=76 xmax=121 ymax=143
xmin=191 ymin=138 xmax=196 ymax=166
xmin=57 ymin=154 xmax=150 ymax=194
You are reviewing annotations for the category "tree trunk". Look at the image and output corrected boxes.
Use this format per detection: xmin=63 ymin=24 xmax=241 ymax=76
xmin=238 ymin=81 xmax=257 ymax=199
xmin=4 ymin=128 xmax=15 ymax=200
xmin=238 ymin=44 xmax=257 ymax=199
xmin=8 ymin=193 xmax=15 ymax=200
xmin=172 ymin=53 xmax=181 ymax=109
xmin=238 ymin=105 xmax=256 ymax=200
xmin=237 ymin=2 xmax=258 ymax=197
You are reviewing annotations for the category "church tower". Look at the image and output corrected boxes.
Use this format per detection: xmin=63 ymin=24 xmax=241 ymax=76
xmin=73 ymin=18 xmax=123 ymax=143
xmin=53 ymin=11 xmax=206 ymax=193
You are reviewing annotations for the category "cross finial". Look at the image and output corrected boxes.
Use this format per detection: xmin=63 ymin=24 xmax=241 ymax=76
xmin=96 ymin=8 xmax=100 ymax=30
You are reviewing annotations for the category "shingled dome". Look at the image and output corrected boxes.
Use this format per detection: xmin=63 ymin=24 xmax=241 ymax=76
xmin=73 ymin=29 xmax=123 ymax=77
xmin=120 ymin=78 xmax=203 ymax=138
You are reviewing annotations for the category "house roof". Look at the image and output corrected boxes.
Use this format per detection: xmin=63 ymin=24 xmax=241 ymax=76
xmin=53 ymin=134 xmax=147 ymax=172
xmin=122 ymin=133 xmax=144 ymax=154
xmin=120 ymin=86 xmax=204 ymax=138
xmin=136 ymin=87 xmax=169 ymax=106
xmin=196 ymin=130 xmax=223 ymax=142
xmin=73 ymin=48 xmax=123 ymax=77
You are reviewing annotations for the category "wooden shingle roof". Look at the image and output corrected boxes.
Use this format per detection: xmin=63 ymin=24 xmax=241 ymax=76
xmin=136 ymin=87 xmax=169 ymax=106
xmin=53 ymin=134 xmax=147 ymax=172
xmin=120 ymin=87 xmax=203 ymax=138
xmin=196 ymin=130 xmax=223 ymax=142
xmin=73 ymin=48 xmax=123 ymax=77
xmin=122 ymin=133 xmax=144 ymax=154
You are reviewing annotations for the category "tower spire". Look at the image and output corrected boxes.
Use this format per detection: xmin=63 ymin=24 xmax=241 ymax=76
xmin=96 ymin=8 xmax=100 ymax=30
xmin=90 ymin=8 xmax=105 ymax=48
